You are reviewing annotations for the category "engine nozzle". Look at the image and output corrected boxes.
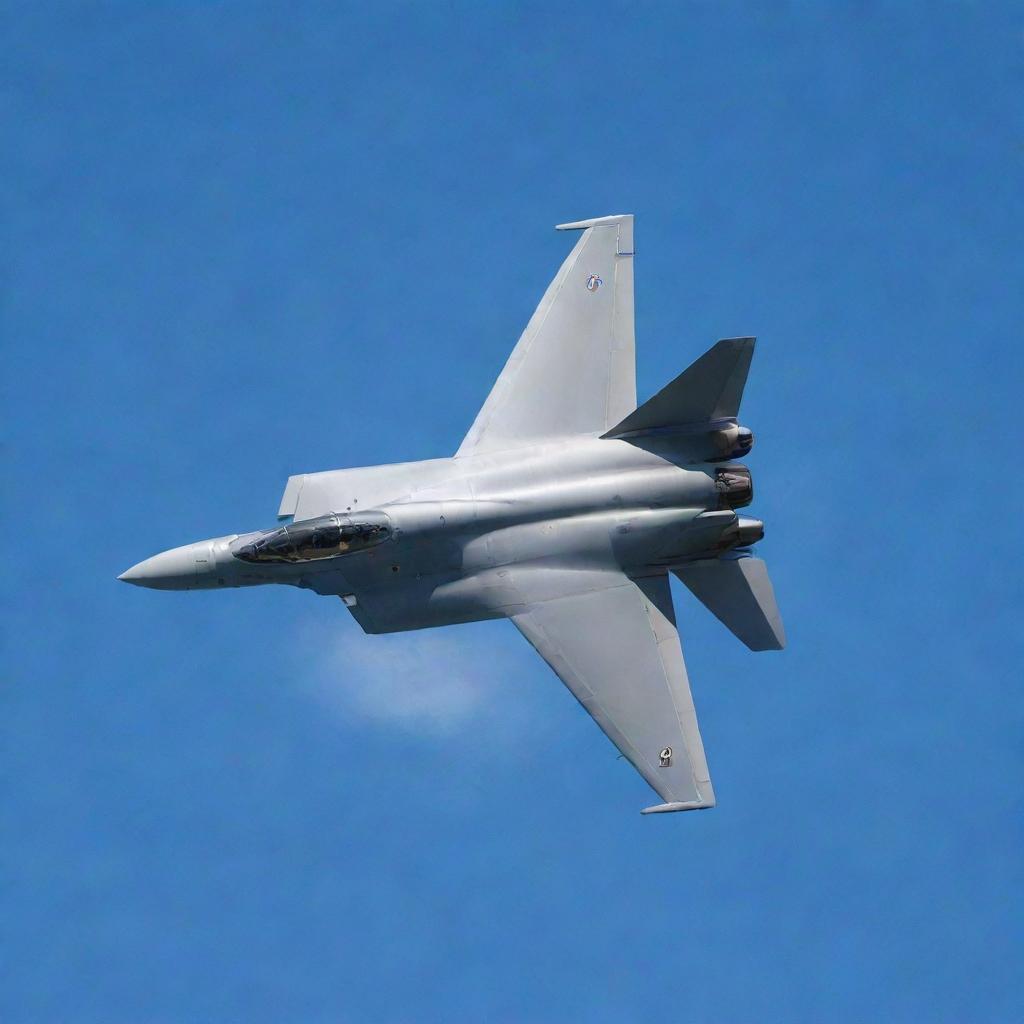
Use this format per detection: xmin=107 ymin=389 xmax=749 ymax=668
xmin=714 ymin=465 xmax=753 ymax=510
xmin=735 ymin=516 xmax=764 ymax=546
xmin=715 ymin=516 xmax=765 ymax=552
xmin=709 ymin=424 xmax=754 ymax=461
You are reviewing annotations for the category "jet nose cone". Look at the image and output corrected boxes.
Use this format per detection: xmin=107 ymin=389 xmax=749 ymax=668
xmin=117 ymin=545 xmax=199 ymax=589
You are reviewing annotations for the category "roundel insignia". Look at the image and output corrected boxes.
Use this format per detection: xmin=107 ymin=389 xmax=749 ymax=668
xmin=585 ymin=274 xmax=603 ymax=292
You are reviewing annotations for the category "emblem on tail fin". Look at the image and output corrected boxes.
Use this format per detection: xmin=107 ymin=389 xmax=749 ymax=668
xmin=586 ymin=274 xmax=603 ymax=292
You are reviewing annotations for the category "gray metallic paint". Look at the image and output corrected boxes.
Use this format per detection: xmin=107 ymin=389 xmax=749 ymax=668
xmin=120 ymin=215 xmax=784 ymax=813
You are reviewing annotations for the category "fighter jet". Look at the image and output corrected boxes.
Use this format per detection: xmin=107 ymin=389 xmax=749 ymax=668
xmin=120 ymin=214 xmax=784 ymax=814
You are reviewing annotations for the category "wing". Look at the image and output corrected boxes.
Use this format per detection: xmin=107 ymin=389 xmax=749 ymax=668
xmin=508 ymin=568 xmax=715 ymax=813
xmin=456 ymin=215 xmax=637 ymax=457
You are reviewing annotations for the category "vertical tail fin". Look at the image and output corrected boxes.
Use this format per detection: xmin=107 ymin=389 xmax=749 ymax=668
xmin=603 ymin=337 xmax=755 ymax=437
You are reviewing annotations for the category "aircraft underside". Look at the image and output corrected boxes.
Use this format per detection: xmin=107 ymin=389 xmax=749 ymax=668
xmin=120 ymin=214 xmax=785 ymax=814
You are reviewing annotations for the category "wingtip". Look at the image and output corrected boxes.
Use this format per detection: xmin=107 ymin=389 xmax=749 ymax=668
xmin=641 ymin=799 xmax=716 ymax=815
xmin=556 ymin=213 xmax=633 ymax=231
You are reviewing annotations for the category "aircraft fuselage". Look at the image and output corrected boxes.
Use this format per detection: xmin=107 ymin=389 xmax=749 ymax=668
xmin=120 ymin=435 xmax=759 ymax=634
xmin=119 ymin=213 xmax=785 ymax=813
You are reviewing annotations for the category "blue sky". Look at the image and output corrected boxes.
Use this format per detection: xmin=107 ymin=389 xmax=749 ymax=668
xmin=4 ymin=4 xmax=1022 ymax=1022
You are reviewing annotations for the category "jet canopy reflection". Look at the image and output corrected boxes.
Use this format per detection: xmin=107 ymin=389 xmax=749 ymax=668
xmin=233 ymin=512 xmax=391 ymax=564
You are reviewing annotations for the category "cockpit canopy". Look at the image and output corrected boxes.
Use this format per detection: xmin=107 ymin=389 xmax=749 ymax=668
xmin=232 ymin=512 xmax=391 ymax=564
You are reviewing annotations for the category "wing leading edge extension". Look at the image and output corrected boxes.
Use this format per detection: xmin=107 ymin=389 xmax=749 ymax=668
xmin=507 ymin=568 xmax=714 ymax=813
xmin=457 ymin=215 xmax=636 ymax=457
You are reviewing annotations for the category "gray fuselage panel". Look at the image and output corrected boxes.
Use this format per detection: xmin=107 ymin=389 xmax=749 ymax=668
xmin=291 ymin=436 xmax=733 ymax=632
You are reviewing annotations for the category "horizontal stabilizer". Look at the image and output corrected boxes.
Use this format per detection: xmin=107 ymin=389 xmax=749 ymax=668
xmin=604 ymin=337 xmax=754 ymax=437
xmin=674 ymin=556 xmax=785 ymax=651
